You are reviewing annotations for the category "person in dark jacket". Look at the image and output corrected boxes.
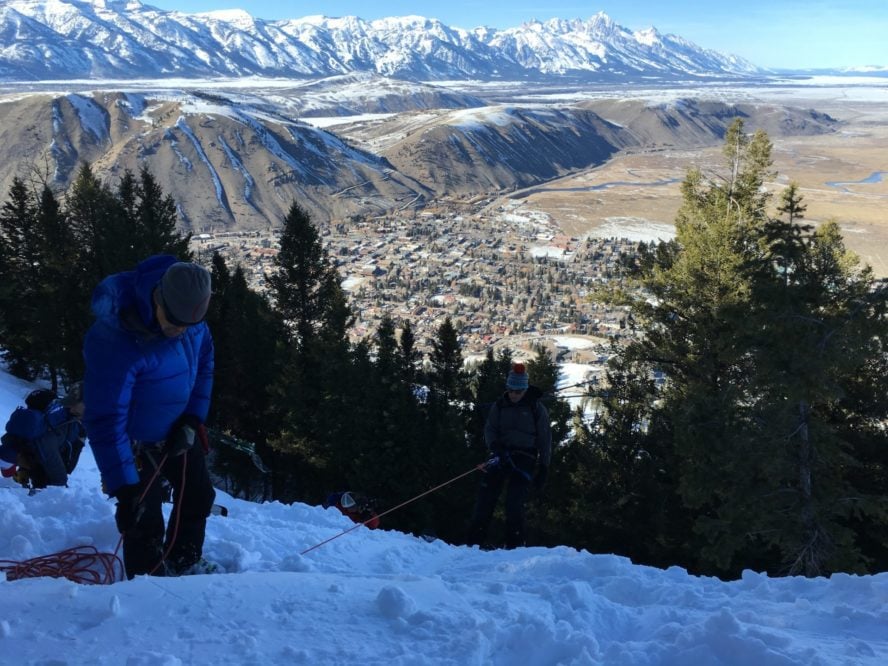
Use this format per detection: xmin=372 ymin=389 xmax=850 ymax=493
xmin=0 ymin=384 xmax=86 ymax=489
xmin=466 ymin=362 xmax=551 ymax=549
xmin=83 ymin=255 xmax=215 ymax=578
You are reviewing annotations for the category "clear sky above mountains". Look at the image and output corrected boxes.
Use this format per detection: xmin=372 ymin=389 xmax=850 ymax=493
xmin=144 ymin=1 xmax=886 ymax=70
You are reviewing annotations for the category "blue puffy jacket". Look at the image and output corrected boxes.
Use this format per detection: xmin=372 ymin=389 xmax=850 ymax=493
xmin=83 ymin=255 xmax=214 ymax=494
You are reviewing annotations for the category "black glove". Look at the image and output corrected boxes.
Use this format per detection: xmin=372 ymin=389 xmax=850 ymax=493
xmin=533 ymin=464 xmax=549 ymax=491
xmin=113 ymin=483 xmax=144 ymax=533
xmin=166 ymin=415 xmax=200 ymax=456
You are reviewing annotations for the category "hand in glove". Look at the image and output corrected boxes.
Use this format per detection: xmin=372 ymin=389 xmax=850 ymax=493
xmin=114 ymin=483 xmax=144 ymax=533
xmin=1 ymin=464 xmax=16 ymax=478
xmin=166 ymin=415 xmax=200 ymax=456
xmin=483 ymin=454 xmax=500 ymax=471
xmin=533 ymin=464 xmax=549 ymax=491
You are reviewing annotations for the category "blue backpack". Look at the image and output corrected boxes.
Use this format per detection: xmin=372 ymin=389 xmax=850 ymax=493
xmin=1 ymin=390 xmax=70 ymax=458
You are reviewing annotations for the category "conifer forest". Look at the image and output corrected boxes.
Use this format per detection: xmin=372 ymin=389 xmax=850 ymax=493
xmin=2 ymin=120 xmax=887 ymax=579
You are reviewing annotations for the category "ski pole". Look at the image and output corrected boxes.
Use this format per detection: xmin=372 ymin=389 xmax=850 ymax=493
xmin=300 ymin=460 xmax=493 ymax=556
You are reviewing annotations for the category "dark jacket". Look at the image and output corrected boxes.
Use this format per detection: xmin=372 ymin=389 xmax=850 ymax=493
xmin=484 ymin=385 xmax=552 ymax=466
xmin=83 ymin=255 xmax=214 ymax=495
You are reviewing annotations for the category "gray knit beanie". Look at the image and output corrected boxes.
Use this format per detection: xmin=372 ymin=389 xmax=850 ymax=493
xmin=160 ymin=262 xmax=212 ymax=325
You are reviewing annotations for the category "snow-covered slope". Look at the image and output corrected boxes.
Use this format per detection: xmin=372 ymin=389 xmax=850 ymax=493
xmin=0 ymin=2 xmax=763 ymax=81
xmin=1 ymin=369 xmax=887 ymax=664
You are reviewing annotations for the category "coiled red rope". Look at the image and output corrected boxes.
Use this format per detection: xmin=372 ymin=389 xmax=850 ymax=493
xmin=1 ymin=450 xmax=186 ymax=585
xmin=0 ymin=545 xmax=124 ymax=584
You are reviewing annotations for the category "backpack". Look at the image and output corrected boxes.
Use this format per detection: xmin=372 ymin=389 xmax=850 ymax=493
xmin=2 ymin=394 xmax=79 ymax=489
xmin=3 ymin=393 xmax=69 ymax=451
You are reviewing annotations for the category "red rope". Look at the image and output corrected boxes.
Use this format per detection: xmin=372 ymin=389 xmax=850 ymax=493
xmin=1 ymin=450 xmax=185 ymax=585
xmin=300 ymin=460 xmax=491 ymax=556
xmin=149 ymin=452 xmax=187 ymax=575
xmin=0 ymin=545 xmax=124 ymax=584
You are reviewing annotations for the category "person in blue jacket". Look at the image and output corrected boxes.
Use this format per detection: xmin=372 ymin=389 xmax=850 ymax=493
xmin=83 ymin=255 xmax=215 ymax=578
xmin=0 ymin=385 xmax=86 ymax=489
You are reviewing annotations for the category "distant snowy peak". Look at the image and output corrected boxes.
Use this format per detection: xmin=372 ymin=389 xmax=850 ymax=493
xmin=0 ymin=2 xmax=763 ymax=81
xmin=633 ymin=28 xmax=661 ymax=47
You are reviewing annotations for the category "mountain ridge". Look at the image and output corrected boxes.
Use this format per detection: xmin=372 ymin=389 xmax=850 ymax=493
xmin=1 ymin=1 xmax=763 ymax=82
xmin=0 ymin=84 xmax=838 ymax=230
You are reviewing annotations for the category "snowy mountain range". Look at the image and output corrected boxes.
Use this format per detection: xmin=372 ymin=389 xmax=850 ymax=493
xmin=0 ymin=0 xmax=763 ymax=82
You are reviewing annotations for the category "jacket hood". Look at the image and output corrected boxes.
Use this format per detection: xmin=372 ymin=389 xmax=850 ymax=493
xmin=90 ymin=255 xmax=180 ymax=331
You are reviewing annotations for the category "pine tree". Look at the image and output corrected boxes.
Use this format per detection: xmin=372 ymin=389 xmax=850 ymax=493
xmin=397 ymin=319 xmax=420 ymax=384
xmin=0 ymin=177 xmax=42 ymax=378
xmin=128 ymin=167 xmax=191 ymax=259
xmin=205 ymin=253 xmax=284 ymax=500
xmin=746 ymin=214 xmax=888 ymax=575
xmin=66 ymin=163 xmax=130 ymax=283
xmin=605 ymin=121 xmax=888 ymax=576
xmin=776 ymin=181 xmax=807 ymax=225
xmin=34 ymin=185 xmax=81 ymax=384
xmin=0 ymin=165 xmax=192 ymax=386
xmin=602 ymin=119 xmax=779 ymax=574
xmin=427 ymin=316 xmax=465 ymax=403
xmin=418 ymin=316 xmax=479 ymax=542
xmin=267 ymin=202 xmax=349 ymax=351
xmin=467 ymin=348 xmax=512 ymax=455
xmin=266 ymin=202 xmax=355 ymax=502
xmin=536 ymin=356 xmax=685 ymax=564
xmin=343 ymin=317 xmax=434 ymax=535
xmin=526 ymin=344 xmax=571 ymax=447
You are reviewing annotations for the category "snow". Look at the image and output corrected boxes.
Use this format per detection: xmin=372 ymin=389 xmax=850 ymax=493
xmin=529 ymin=245 xmax=567 ymax=260
xmin=175 ymin=116 xmax=228 ymax=212
xmin=302 ymin=112 xmax=397 ymax=128
xmin=557 ymin=362 xmax=600 ymax=418
xmin=587 ymin=217 xmax=677 ymax=244
xmin=550 ymin=336 xmax=598 ymax=351
xmin=447 ymin=107 xmax=516 ymax=129
xmin=2 ymin=369 xmax=888 ymax=665
xmin=217 ymin=134 xmax=256 ymax=205
xmin=65 ymin=93 xmax=110 ymax=142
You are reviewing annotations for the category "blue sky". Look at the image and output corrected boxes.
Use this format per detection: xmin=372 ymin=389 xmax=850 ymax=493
xmin=144 ymin=1 xmax=886 ymax=69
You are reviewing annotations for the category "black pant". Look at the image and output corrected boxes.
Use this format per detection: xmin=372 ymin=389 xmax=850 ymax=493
xmin=466 ymin=452 xmax=535 ymax=549
xmin=123 ymin=444 xmax=216 ymax=578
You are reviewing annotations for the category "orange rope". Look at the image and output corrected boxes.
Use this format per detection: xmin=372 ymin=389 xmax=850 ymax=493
xmin=300 ymin=460 xmax=491 ymax=556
